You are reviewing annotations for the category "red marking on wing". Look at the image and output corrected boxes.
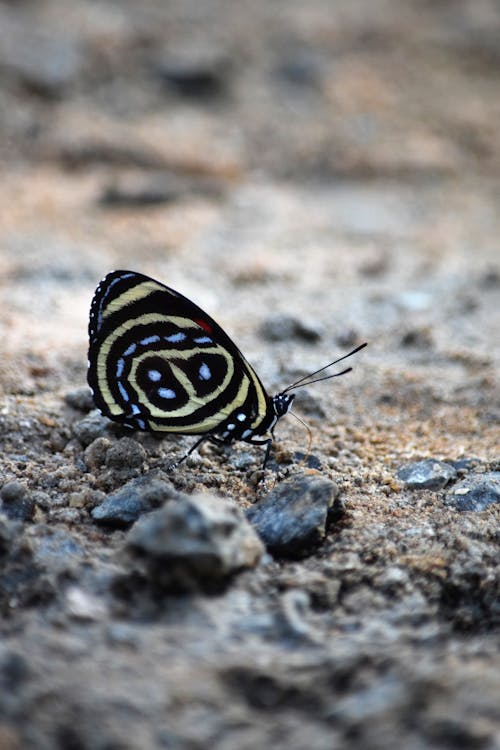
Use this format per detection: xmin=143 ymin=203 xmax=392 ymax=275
xmin=194 ymin=318 xmax=213 ymax=334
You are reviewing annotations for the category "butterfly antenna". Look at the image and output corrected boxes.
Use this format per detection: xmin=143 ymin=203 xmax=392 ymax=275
xmin=282 ymin=342 xmax=367 ymax=393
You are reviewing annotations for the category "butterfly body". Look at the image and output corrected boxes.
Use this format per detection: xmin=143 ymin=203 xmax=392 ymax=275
xmin=88 ymin=271 xmax=295 ymax=465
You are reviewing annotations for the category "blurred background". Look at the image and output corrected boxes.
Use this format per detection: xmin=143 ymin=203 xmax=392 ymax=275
xmin=0 ymin=0 xmax=499 ymax=424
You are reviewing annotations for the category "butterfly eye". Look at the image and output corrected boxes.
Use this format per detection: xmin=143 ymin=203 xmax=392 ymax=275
xmin=273 ymin=393 xmax=295 ymax=417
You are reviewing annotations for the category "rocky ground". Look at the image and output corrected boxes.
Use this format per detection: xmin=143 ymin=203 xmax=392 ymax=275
xmin=0 ymin=1 xmax=499 ymax=748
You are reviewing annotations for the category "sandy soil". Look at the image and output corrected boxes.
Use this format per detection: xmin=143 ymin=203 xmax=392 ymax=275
xmin=0 ymin=1 xmax=499 ymax=748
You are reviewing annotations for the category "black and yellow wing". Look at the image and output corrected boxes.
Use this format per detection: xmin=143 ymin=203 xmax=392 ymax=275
xmin=87 ymin=271 xmax=274 ymax=437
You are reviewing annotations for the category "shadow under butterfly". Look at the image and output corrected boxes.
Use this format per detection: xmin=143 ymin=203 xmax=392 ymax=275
xmin=87 ymin=270 xmax=367 ymax=472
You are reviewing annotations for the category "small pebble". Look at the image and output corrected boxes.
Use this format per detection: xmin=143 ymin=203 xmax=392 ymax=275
xmin=91 ymin=474 xmax=177 ymax=527
xmin=66 ymin=586 xmax=107 ymax=622
xmin=84 ymin=437 xmax=112 ymax=471
xmin=397 ymin=459 xmax=456 ymax=490
xmin=1 ymin=481 xmax=27 ymax=503
xmin=99 ymin=178 xmax=179 ymax=208
xmin=274 ymin=51 xmax=324 ymax=88
xmin=399 ymin=327 xmax=434 ymax=349
xmin=293 ymin=451 xmax=323 ymax=470
xmin=73 ymin=410 xmax=109 ymax=447
xmin=105 ymin=437 xmax=147 ymax=470
xmin=68 ymin=492 xmax=87 ymax=508
xmin=291 ymin=391 xmax=326 ymax=419
xmin=377 ymin=566 xmax=410 ymax=589
xmin=259 ymin=314 xmax=322 ymax=343
xmin=246 ymin=475 xmax=339 ymax=558
xmin=64 ymin=387 xmax=95 ymax=412
xmin=0 ymin=481 xmax=34 ymax=522
xmin=229 ymin=451 xmax=258 ymax=471
xmin=445 ymin=472 xmax=500 ymax=512
xmin=336 ymin=329 xmax=361 ymax=348
xmin=156 ymin=49 xmax=230 ymax=99
xmin=449 ymin=457 xmax=482 ymax=473
xmin=31 ymin=490 xmax=64 ymax=510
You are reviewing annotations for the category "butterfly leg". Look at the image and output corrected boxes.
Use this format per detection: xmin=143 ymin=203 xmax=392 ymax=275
xmin=240 ymin=436 xmax=273 ymax=494
xmin=245 ymin=437 xmax=274 ymax=471
xmin=166 ymin=435 xmax=209 ymax=471
xmin=166 ymin=434 xmax=231 ymax=471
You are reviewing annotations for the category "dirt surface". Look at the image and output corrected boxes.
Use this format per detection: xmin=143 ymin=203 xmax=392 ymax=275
xmin=0 ymin=1 xmax=499 ymax=748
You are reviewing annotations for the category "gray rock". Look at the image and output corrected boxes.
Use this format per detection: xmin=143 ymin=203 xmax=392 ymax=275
xmin=64 ymin=387 xmax=94 ymax=412
xmin=399 ymin=327 xmax=434 ymax=349
xmin=246 ymin=475 xmax=339 ymax=557
xmin=0 ymin=516 xmax=57 ymax=611
xmin=156 ymin=48 xmax=230 ymax=99
xmin=0 ymin=481 xmax=26 ymax=503
xmin=66 ymin=586 xmax=107 ymax=622
xmin=48 ymin=508 xmax=82 ymax=525
xmin=293 ymin=451 xmax=323 ymax=470
xmin=450 ymin=457 xmax=482 ymax=473
xmin=291 ymin=391 xmax=326 ymax=419
xmin=259 ymin=313 xmax=322 ymax=343
xmin=0 ymin=481 xmax=34 ymax=522
xmin=228 ymin=451 xmax=258 ymax=471
xmin=397 ymin=459 xmax=456 ymax=490
xmin=445 ymin=472 xmax=500 ymax=512
xmin=124 ymin=493 xmax=264 ymax=593
xmin=83 ymin=437 xmax=112 ymax=472
xmin=73 ymin=410 xmax=109 ymax=447
xmin=91 ymin=475 xmax=177 ymax=527
xmin=105 ymin=437 xmax=146 ymax=470
xmin=98 ymin=174 xmax=182 ymax=208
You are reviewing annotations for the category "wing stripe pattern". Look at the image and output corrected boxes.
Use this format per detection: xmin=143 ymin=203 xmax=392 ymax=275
xmin=88 ymin=271 xmax=273 ymax=437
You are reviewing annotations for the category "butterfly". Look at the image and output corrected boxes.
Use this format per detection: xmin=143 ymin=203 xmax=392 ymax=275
xmin=87 ymin=270 xmax=366 ymax=470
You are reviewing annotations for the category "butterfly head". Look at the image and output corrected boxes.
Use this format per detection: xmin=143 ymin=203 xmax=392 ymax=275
xmin=272 ymin=392 xmax=295 ymax=418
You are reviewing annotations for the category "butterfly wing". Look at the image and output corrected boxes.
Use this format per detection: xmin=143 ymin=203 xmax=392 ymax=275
xmin=88 ymin=270 xmax=273 ymax=436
